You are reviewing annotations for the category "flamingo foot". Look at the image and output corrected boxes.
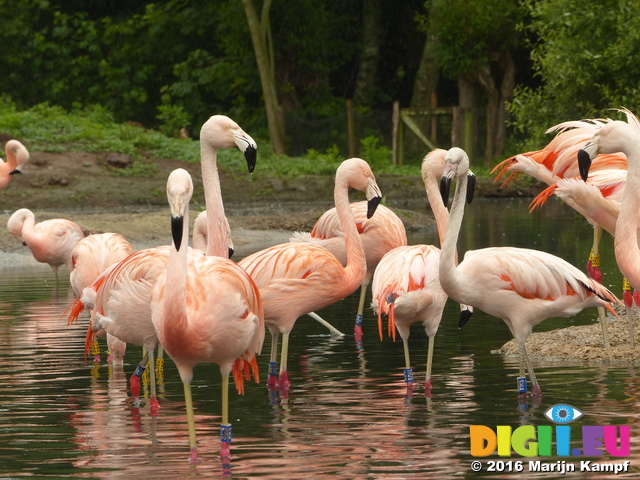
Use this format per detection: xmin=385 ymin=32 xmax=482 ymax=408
xmin=278 ymin=371 xmax=290 ymax=399
xmin=220 ymin=441 xmax=231 ymax=459
xmin=532 ymin=384 xmax=542 ymax=397
xmin=405 ymin=382 xmax=413 ymax=399
xmin=354 ymin=324 xmax=363 ymax=336
xmin=189 ymin=446 xmax=199 ymax=464
xmin=220 ymin=442 xmax=232 ymax=478
xmin=93 ymin=354 xmax=101 ymax=363
xmin=130 ymin=375 xmax=141 ymax=405
xmin=267 ymin=374 xmax=278 ymax=389
xmin=424 ymin=379 xmax=432 ymax=398
xmin=150 ymin=396 xmax=160 ymax=416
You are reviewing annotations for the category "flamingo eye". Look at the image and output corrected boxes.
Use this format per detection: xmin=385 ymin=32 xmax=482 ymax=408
xmin=544 ymin=404 xmax=583 ymax=423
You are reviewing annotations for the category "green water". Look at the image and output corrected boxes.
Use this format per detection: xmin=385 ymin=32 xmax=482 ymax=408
xmin=0 ymin=199 xmax=637 ymax=479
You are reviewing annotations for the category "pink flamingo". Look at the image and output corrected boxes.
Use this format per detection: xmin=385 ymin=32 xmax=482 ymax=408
xmin=578 ymin=107 xmax=640 ymax=348
xmin=192 ymin=209 xmax=234 ymax=257
xmin=371 ymin=149 xmax=457 ymax=396
xmin=67 ymin=114 xmax=258 ymax=410
xmin=292 ymin=200 xmax=407 ymax=335
xmin=151 ymin=168 xmax=264 ymax=464
xmin=7 ymin=208 xmax=85 ymax=289
xmin=439 ymin=147 xmax=619 ymax=396
xmin=70 ymin=233 xmax=134 ymax=364
xmin=0 ymin=139 xmax=29 ymax=190
xmin=492 ymin=121 xmax=632 ymax=348
xmin=239 ymin=158 xmax=382 ymax=390
xmin=492 ymin=120 xmax=627 ymax=282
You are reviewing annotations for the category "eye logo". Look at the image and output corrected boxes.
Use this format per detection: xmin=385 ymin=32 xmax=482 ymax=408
xmin=544 ymin=404 xmax=583 ymax=424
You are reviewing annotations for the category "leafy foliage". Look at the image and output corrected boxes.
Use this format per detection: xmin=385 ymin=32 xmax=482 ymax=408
xmin=509 ymin=0 xmax=640 ymax=148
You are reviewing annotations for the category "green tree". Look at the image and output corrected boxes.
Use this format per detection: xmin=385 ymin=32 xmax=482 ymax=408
xmin=509 ymin=0 xmax=640 ymax=148
xmin=428 ymin=0 xmax=525 ymax=165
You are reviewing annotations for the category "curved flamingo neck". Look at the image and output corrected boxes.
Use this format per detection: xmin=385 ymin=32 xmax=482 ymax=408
xmin=615 ymin=142 xmax=640 ymax=289
xmin=201 ymin=141 xmax=228 ymax=257
xmin=19 ymin=212 xmax=37 ymax=244
xmin=439 ymin=173 xmax=467 ymax=296
xmin=424 ymin=175 xmax=449 ymax=248
xmin=334 ymin=176 xmax=366 ymax=291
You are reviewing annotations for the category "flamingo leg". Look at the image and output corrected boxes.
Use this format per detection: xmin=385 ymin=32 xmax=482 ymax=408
xmin=130 ymin=350 xmax=150 ymax=407
xmin=518 ymin=341 xmax=541 ymax=396
xmin=267 ymin=330 xmax=279 ymax=388
xmin=148 ymin=346 xmax=159 ymax=414
xmin=597 ymin=307 xmax=611 ymax=350
xmin=182 ymin=380 xmax=198 ymax=464
xmin=623 ymin=278 xmax=637 ymax=349
xmin=306 ymin=311 xmax=344 ymax=337
xmin=425 ymin=335 xmax=435 ymax=396
xmin=220 ymin=374 xmax=232 ymax=460
xmin=354 ymin=284 xmax=368 ymax=335
xmin=401 ymin=335 xmax=414 ymax=396
xmin=90 ymin=338 xmax=101 ymax=363
xmin=278 ymin=332 xmax=291 ymax=388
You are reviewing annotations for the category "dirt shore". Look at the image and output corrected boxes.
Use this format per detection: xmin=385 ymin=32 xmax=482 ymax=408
xmin=0 ymin=147 xmax=537 ymax=254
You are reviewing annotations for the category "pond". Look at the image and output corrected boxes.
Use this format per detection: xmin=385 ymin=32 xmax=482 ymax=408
xmin=0 ymin=198 xmax=638 ymax=479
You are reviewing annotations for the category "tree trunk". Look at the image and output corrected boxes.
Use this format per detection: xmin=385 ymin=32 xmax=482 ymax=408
xmin=407 ymin=33 xmax=440 ymax=154
xmin=455 ymin=76 xmax=477 ymax=160
xmin=353 ymin=0 xmax=383 ymax=106
xmin=241 ymin=0 xmax=286 ymax=155
xmin=477 ymin=51 xmax=517 ymax=165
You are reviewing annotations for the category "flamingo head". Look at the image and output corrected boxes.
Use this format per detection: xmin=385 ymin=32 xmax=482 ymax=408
xmin=337 ymin=158 xmax=382 ymax=219
xmin=200 ymin=115 xmax=257 ymax=173
xmin=167 ymin=168 xmax=193 ymax=251
xmin=440 ymin=147 xmax=475 ymax=206
xmin=578 ymin=113 xmax=640 ymax=181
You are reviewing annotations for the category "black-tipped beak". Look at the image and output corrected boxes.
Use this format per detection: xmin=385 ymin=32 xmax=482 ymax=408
xmin=458 ymin=308 xmax=473 ymax=328
xmin=228 ymin=246 xmax=234 ymax=259
xmin=9 ymin=169 xmax=21 ymax=175
xmin=577 ymin=149 xmax=592 ymax=182
xmin=440 ymin=176 xmax=451 ymax=206
xmin=367 ymin=196 xmax=382 ymax=219
xmin=171 ymin=215 xmax=184 ymax=251
xmin=244 ymin=145 xmax=257 ymax=173
xmin=466 ymin=172 xmax=476 ymax=204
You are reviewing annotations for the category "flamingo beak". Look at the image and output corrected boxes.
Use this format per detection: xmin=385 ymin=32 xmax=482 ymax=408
xmin=171 ymin=215 xmax=184 ymax=251
xmin=234 ymin=133 xmax=257 ymax=173
xmin=577 ymin=142 xmax=596 ymax=181
xmin=458 ymin=308 xmax=473 ymax=328
xmin=9 ymin=168 xmax=22 ymax=175
xmin=466 ymin=172 xmax=476 ymax=204
xmin=440 ymin=176 xmax=451 ymax=206
xmin=365 ymin=181 xmax=382 ymax=218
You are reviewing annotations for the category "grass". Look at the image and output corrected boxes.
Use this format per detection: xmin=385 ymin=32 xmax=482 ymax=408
xmin=0 ymin=96 xmax=456 ymax=179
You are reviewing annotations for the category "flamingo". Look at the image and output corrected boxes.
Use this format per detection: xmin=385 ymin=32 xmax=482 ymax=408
xmin=239 ymin=158 xmax=382 ymax=391
xmin=7 ymin=208 xmax=85 ymax=289
xmin=69 ymin=233 xmax=134 ymax=365
xmin=492 ymin=119 xmax=627 ymax=281
xmin=492 ymin=121 xmax=632 ymax=348
xmin=292 ymin=201 xmax=407 ymax=336
xmin=0 ymin=139 xmax=29 ymax=190
xmin=439 ymin=147 xmax=619 ymax=396
xmin=151 ymin=168 xmax=264 ymax=464
xmin=370 ymin=149 xmax=453 ymax=396
xmin=67 ymin=114 xmax=258 ymax=410
xmin=578 ymin=107 xmax=640 ymax=348
xmin=192 ymin=210 xmax=234 ymax=258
